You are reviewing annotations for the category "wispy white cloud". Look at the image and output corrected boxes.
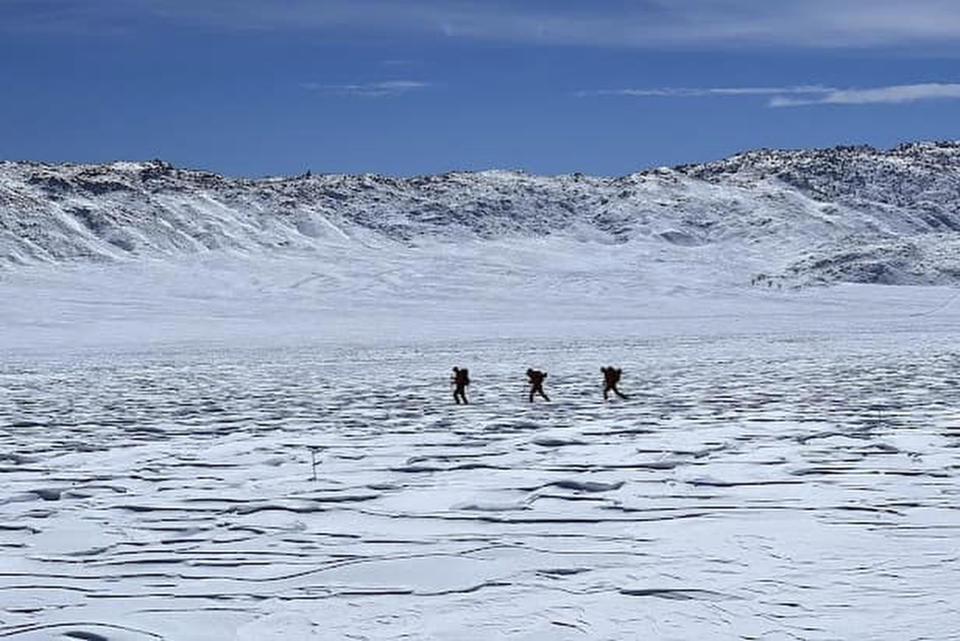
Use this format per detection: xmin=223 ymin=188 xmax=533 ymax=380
xmin=9 ymin=1 xmax=960 ymax=51
xmin=578 ymin=86 xmax=830 ymax=98
xmin=582 ymin=83 xmax=960 ymax=107
xmin=769 ymin=83 xmax=960 ymax=106
xmin=301 ymin=80 xmax=430 ymax=97
xmin=437 ymin=1 xmax=960 ymax=49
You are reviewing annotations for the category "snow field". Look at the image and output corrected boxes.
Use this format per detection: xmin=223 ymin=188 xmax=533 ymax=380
xmin=2 ymin=329 xmax=959 ymax=640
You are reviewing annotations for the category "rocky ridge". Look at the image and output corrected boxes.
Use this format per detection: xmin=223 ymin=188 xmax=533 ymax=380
xmin=3 ymin=140 xmax=960 ymax=285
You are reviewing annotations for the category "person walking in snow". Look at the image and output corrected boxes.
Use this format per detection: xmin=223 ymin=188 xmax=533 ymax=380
xmin=601 ymin=366 xmax=628 ymax=400
xmin=526 ymin=368 xmax=550 ymax=403
xmin=452 ymin=367 xmax=470 ymax=404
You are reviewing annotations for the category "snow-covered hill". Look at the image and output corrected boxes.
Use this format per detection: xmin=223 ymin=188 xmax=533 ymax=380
xmin=3 ymin=140 xmax=960 ymax=284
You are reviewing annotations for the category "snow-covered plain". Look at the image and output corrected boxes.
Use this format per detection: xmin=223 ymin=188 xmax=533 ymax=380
xmin=3 ymin=249 xmax=960 ymax=640
xmin=3 ymin=146 xmax=960 ymax=639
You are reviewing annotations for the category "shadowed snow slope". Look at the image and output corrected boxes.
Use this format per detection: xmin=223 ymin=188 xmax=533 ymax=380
xmin=3 ymin=140 xmax=960 ymax=285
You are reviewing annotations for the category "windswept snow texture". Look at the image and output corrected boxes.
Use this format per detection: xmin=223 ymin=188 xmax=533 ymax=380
xmin=3 ymin=140 xmax=960 ymax=284
xmin=2 ymin=331 xmax=960 ymax=640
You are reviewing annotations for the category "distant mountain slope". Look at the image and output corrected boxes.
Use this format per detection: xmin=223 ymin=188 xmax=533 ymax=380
xmin=3 ymin=140 xmax=960 ymax=285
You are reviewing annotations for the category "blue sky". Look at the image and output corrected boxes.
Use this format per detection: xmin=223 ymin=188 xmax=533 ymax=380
xmin=2 ymin=0 xmax=960 ymax=176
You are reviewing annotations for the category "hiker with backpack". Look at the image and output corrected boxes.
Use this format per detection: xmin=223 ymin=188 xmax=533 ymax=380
xmin=526 ymin=368 xmax=550 ymax=403
xmin=601 ymin=366 xmax=628 ymax=400
xmin=452 ymin=367 xmax=471 ymax=404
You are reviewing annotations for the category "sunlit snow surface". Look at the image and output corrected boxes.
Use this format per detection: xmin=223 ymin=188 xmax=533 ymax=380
xmin=2 ymin=246 xmax=960 ymax=640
